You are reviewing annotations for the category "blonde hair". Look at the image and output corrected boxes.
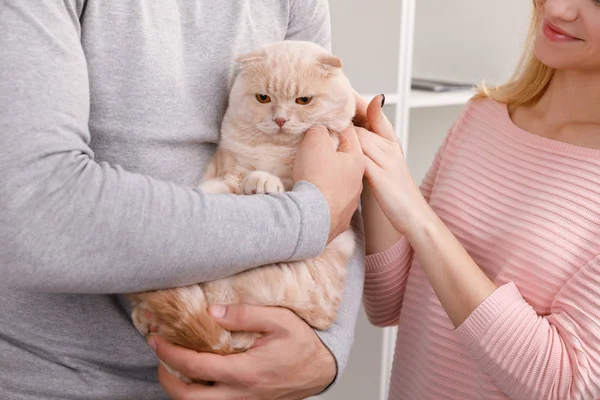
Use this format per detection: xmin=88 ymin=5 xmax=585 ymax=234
xmin=473 ymin=2 xmax=554 ymax=107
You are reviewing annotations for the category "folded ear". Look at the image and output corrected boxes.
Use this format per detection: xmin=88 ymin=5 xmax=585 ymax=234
xmin=317 ymin=54 xmax=343 ymax=72
xmin=235 ymin=49 xmax=266 ymax=67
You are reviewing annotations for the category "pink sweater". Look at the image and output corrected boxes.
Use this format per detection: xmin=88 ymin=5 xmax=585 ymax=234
xmin=363 ymin=98 xmax=600 ymax=400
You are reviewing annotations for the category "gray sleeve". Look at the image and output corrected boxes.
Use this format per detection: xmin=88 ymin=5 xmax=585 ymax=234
xmin=286 ymin=0 xmax=366 ymax=384
xmin=0 ymin=1 xmax=329 ymax=293
xmin=315 ymin=212 xmax=365 ymax=384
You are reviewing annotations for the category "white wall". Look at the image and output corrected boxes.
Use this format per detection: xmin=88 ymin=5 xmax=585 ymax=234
xmin=330 ymin=0 xmax=401 ymax=95
xmin=412 ymin=2 xmax=531 ymax=85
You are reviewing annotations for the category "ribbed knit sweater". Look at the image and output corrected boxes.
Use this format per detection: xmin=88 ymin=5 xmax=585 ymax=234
xmin=364 ymin=98 xmax=600 ymax=400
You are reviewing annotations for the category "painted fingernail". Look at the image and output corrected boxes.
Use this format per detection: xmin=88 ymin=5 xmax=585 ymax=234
xmin=381 ymin=94 xmax=386 ymax=108
xmin=210 ymin=304 xmax=226 ymax=318
xmin=147 ymin=337 xmax=157 ymax=351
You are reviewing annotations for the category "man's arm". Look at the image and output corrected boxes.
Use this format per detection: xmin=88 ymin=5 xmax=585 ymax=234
xmin=0 ymin=1 xmax=330 ymax=293
xmin=286 ymin=0 xmax=366 ymax=382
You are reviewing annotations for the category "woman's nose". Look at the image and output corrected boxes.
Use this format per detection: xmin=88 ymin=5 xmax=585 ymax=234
xmin=543 ymin=0 xmax=578 ymax=22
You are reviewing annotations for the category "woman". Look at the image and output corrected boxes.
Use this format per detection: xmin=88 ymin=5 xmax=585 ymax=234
xmin=358 ymin=0 xmax=600 ymax=399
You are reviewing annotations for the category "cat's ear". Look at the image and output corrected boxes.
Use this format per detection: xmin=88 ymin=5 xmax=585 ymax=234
xmin=235 ymin=50 xmax=266 ymax=67
xmin=317 ymin=54 xmax=343 ymax=72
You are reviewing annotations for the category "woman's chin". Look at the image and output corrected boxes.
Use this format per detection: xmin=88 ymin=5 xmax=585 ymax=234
xmin=534 ymin=44 xmax=586 ymax=71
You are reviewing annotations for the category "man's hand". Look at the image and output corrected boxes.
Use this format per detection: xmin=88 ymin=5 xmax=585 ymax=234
xmin=148 ymin=304 xmax=336 ymax=400
xmin=293 ymin=125 xmax=365 ymax=242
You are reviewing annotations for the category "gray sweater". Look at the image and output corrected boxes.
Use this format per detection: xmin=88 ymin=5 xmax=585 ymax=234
xmin=0 ymin=1 xmax=364 ymax=399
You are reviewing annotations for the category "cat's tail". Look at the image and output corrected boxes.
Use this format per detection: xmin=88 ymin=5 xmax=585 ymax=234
xmin=129 ymin=285 xmax=252 ymax=355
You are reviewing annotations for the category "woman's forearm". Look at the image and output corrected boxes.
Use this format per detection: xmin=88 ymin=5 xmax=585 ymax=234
xmin=405 ymin=200 xmax=497 ymax=326
xmin=361 ymin=179 xmax=403 ymax=255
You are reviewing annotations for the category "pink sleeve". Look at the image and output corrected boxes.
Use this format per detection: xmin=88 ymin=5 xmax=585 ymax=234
xmin=454 ymin=256 xmax=600 ymax=400
xmin=363 ymin=237 xmax=413 ymax=326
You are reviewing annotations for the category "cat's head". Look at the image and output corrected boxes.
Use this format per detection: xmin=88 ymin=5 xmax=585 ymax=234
xmin=225 ymin=41 xmax=356 ymax=145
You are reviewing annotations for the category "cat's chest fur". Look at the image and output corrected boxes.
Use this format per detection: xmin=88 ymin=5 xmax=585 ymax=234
xmin=227 ymin=139 xmax=297 ymax=181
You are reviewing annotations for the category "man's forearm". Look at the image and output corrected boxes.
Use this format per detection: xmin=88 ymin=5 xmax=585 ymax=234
xmin=0 ymin=157 xmax=329 ymax=294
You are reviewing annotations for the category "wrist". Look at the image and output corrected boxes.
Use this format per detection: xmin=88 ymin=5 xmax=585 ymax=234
xmin=289 ymin=180 xmax=330 ymax=258
xmin=403 ymin=199 xmax=439 ymax=245
xmin=313 ymin=343 xmax=337 ymax=394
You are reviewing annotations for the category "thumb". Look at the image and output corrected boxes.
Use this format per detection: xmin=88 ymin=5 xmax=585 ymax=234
xmin=336 ymin=125 xmax=361 ymax=155
xmin=209 ymin=304 xmax=287 ymax=334
xmin=366 ymin=94 xmax=397 ymax=142
xmin=300 ymin=126 xmax=335 ymax=155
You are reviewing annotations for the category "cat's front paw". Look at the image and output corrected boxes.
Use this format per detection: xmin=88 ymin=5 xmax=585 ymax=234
xmin=242 ymin=171 xmax=284 ymax=195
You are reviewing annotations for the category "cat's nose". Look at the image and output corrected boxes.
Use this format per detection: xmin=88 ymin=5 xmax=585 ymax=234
xmin=274 ymin=118 xmax=288 ymax=128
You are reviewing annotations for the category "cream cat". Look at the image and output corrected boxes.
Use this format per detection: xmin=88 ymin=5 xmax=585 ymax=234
xmin=127 ymin=41 xmax=357 ymax=378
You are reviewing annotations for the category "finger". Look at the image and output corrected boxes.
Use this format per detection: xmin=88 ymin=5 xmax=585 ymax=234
xmin=158 ymin=363 xmax=204 ymax=400
xmin=356 ymin=128 xmax=389 ymax=167
xmin=366 ymin=94 xmax=397 ymax=142
xmin=158 ymin=364 xmax=246 ymax=400
xmin=300 ymin=126 xmax=335 ymax=156
xmin=209 ymin=303 xmax=293 ymax=335
xmin=363 ymin=154 xmax=383 ymax=183
xmin=355 ymin=126 xmax=388 ymax=149
xmin=336 ymin=125 xmax=362 ymax=155
xmin=150 ymin=335 xmax=241 ymax=383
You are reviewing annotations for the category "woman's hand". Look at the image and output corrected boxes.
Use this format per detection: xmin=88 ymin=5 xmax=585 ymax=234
xmin=356 ymin=94 xmax=430 ymax=236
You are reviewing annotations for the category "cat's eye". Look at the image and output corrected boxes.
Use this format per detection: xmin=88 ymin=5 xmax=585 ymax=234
xmin=255 ymin=94 xmax=271 ymax=103
xmin=295 ymin=96 xmax=313 ymax=105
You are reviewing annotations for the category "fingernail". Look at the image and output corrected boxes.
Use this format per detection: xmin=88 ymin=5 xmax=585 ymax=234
xmin=209 ymin=304 xmax=226 ymax=318
xmin=381 ymin=94 xmax=386 ymax=108
xmin=147 ymin=337 xmax=157 ymax=351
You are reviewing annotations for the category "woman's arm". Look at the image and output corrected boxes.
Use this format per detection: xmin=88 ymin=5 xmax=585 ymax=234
xmin=358 ymin=100 xmax=600 ymax=399
xmin=403 ymin=201 xmax=498 ymax=326
xmin=359 ymin=94 xmax=454 ymax=327
xmin=357 ymin=97 xmax=497 ymax=325
xmin=405 ymin=201 xmax=600 ymax=399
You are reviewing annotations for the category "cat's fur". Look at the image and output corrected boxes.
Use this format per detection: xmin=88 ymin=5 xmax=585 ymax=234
xmin=127 ymin=41 xmax=357 ymax=379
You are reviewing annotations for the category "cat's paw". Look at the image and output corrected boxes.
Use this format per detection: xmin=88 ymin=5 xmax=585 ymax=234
xmin=131 ymin=302 xmax=159 ymax=337
xmin=198 ymin=179 xmax=231 ymax=194
xmin=242 ymin=171 xmax=284 ymax=195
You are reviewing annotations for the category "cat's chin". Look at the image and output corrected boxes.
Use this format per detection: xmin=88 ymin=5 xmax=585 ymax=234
xmin=253 ymin=127 xmax=306 ymax=144
xmin=248 ymin=123 xmax=342 ymax=145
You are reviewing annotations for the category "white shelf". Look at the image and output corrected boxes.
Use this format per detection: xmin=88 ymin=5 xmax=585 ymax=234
xmin=359 ymin=89 xmax=473 ymax=109
xmin=409 ymin=89 xmax=474 ymax=108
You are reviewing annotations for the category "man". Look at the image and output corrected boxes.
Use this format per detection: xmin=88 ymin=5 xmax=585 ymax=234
xmin=0 ymin=1 xmax=365 ymax=399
